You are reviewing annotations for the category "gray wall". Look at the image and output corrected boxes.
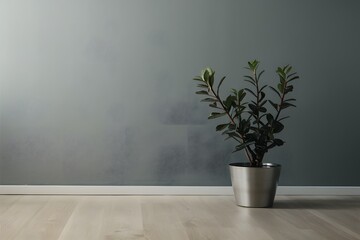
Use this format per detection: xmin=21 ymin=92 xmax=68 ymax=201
xmin=0 ymin=0 xmax=359 ymax=186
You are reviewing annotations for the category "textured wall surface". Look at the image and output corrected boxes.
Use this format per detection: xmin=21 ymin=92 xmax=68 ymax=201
xmin=0 ymin=0 xmax=359 ymax=186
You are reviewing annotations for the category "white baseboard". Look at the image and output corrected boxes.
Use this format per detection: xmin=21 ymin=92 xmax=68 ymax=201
xmin=276 ymin=186 xmax=360 ymax=196
xmin=0 ymin=185 xmax=359 ymax=195
xmin=0 ymin=186 xmax=232 ymax=195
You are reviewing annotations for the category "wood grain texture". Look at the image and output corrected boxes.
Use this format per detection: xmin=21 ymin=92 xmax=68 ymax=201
xmin=0 ymin=195 xmax=358 ymax=240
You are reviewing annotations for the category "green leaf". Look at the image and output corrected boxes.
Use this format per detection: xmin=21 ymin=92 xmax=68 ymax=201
xmin=208 ymin=74 xmax=214 ymax=87
xmin=255 ymin=144 xmax=267 ymax=153
xmin=259 ymin=85 xmax=268 ymax=92
xmin=233 ymin=141 xmax=255 ymax=153
xmin=245 ymin=133 xmax=257 ymax=141
xmin=281 ymin=102 xmax=296 ymax=109
xmin=278 ymin=116 xmax=290 ymax=121
xmin=284 ymin=85 xmax=294 ymax=94
xmin=238 ymin=90 xmax=246 ymax=102
xmin=216 ymin=123 xmax=229 ymax=131
xmin=249 ymin=60 xmax=259 ymax=70
xmin=221 ymin=129 xmax=230 ymax=135
xmin=248 ymin=103 xmax=257 ymax=112
xmin=276 ymin=67 xmax=286 ymax=79
xmin=259 ymin=91 xmax=265 ymax=101
xmin=193 ymin=76 xmax=204 ymax=82
xmin=258 ymin=70 xmax=265 ymax=80
xmin=244 ymin=75 xmax=255 ymax=82
xmin=287 ymin=75 xmax=299 ymax=82
xmin=244 ymin=79 xmax=256 ymax=87
xmin=209 ymin=102 xmax=219 ymax=109
xmin=217 ymin=76 xmax=226 ymax=96
xmin=285 ymin=98 xmax=296 ymax=102
xmin=273 ymin=139 xmax=284 ymax=146
xmin=287 ymin=72 xmax=297 ymax=78
xmin=269 ymin=86 xmax=281 ymax=98
xmin=195 ymin=90 xmax=209 ymax=95
xmin=208 ymin=112 xmax=227 ymax=119
xmin=201 ymin=67 xmax=212 ymax=80
xmin=201 ymin=67 xmax=215 ymax=86
xmin=231 ymin=88 xmax=238 ymax=96
xmin=259 ymin=100 xmax=267 ymax=107
xmin=259 ymin=106 xmax=267 ymax=113
xmin=197 ymin=84 xmax=209 ymax=88
xmin=277 ymin=83 xmax=284 ymax=93
xmin=244 ymin=88 xmax=256 ymax=97
xmin=225 ymin=132 xmax=242 ymax=140
xmin=273 ymin=121 xmax=284 ymax=133
xmin=201 ymin=98 xmax=218 ymax=102
xmin=223 ymin=95 xmax=236 ymax=110
xmin=266 ymin=113 xmax=274 ymax=123
xmin=259 ymin=113 xmax=267 ymax=120
xmin=201 ymin=70 xmax=208 ymax=82
xmin=269 ymin=100 xmax=278 ymax=110
xmin=285 ymin=66 xmax=292 ymax=74
xmin=228 ymin=124 xmax=236 ymax=130
xmin=279 ymin=75 xmax=286 ymax=84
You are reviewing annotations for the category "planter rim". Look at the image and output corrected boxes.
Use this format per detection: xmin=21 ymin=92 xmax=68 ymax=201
xmin=229 ymin=162 xmax=281 ymax=168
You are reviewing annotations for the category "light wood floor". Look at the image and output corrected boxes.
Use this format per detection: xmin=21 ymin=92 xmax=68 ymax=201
xmin=0 ymin=195 xmax=359 ymax=240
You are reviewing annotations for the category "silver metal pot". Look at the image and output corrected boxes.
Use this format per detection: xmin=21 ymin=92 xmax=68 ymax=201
xmin=229 ymin=162 xmax=281 ymax=208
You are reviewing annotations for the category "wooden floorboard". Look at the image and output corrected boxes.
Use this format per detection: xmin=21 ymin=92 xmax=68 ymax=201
xmin=0 ymin=195 xmax=358 ymax=240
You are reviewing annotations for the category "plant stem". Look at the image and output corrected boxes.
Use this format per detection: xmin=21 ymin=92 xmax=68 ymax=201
xmin=274 ymin=82 xmax=287 ymax=121
xmin=254 ymin=69 xmax=260 ymax=130
xmin=246 ymin=147 xmax=256 ymax=165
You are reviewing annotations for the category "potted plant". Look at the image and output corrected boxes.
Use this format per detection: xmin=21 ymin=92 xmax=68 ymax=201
xmin=193 ymin=60 xmax=299 ymax=207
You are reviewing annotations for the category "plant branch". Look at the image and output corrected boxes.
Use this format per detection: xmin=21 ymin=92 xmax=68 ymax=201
xmin=254 ymin=69 xmax=260 ymax=130
xmin=209 ymin=85 xmax=255 ymax=163
xmin=274 ymin=82 xmax=287 ymax=121
xmin=193 ymin=63 xmax=298 ymax=167
xmin=209 ymin=87 xmax=237 ymax=132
